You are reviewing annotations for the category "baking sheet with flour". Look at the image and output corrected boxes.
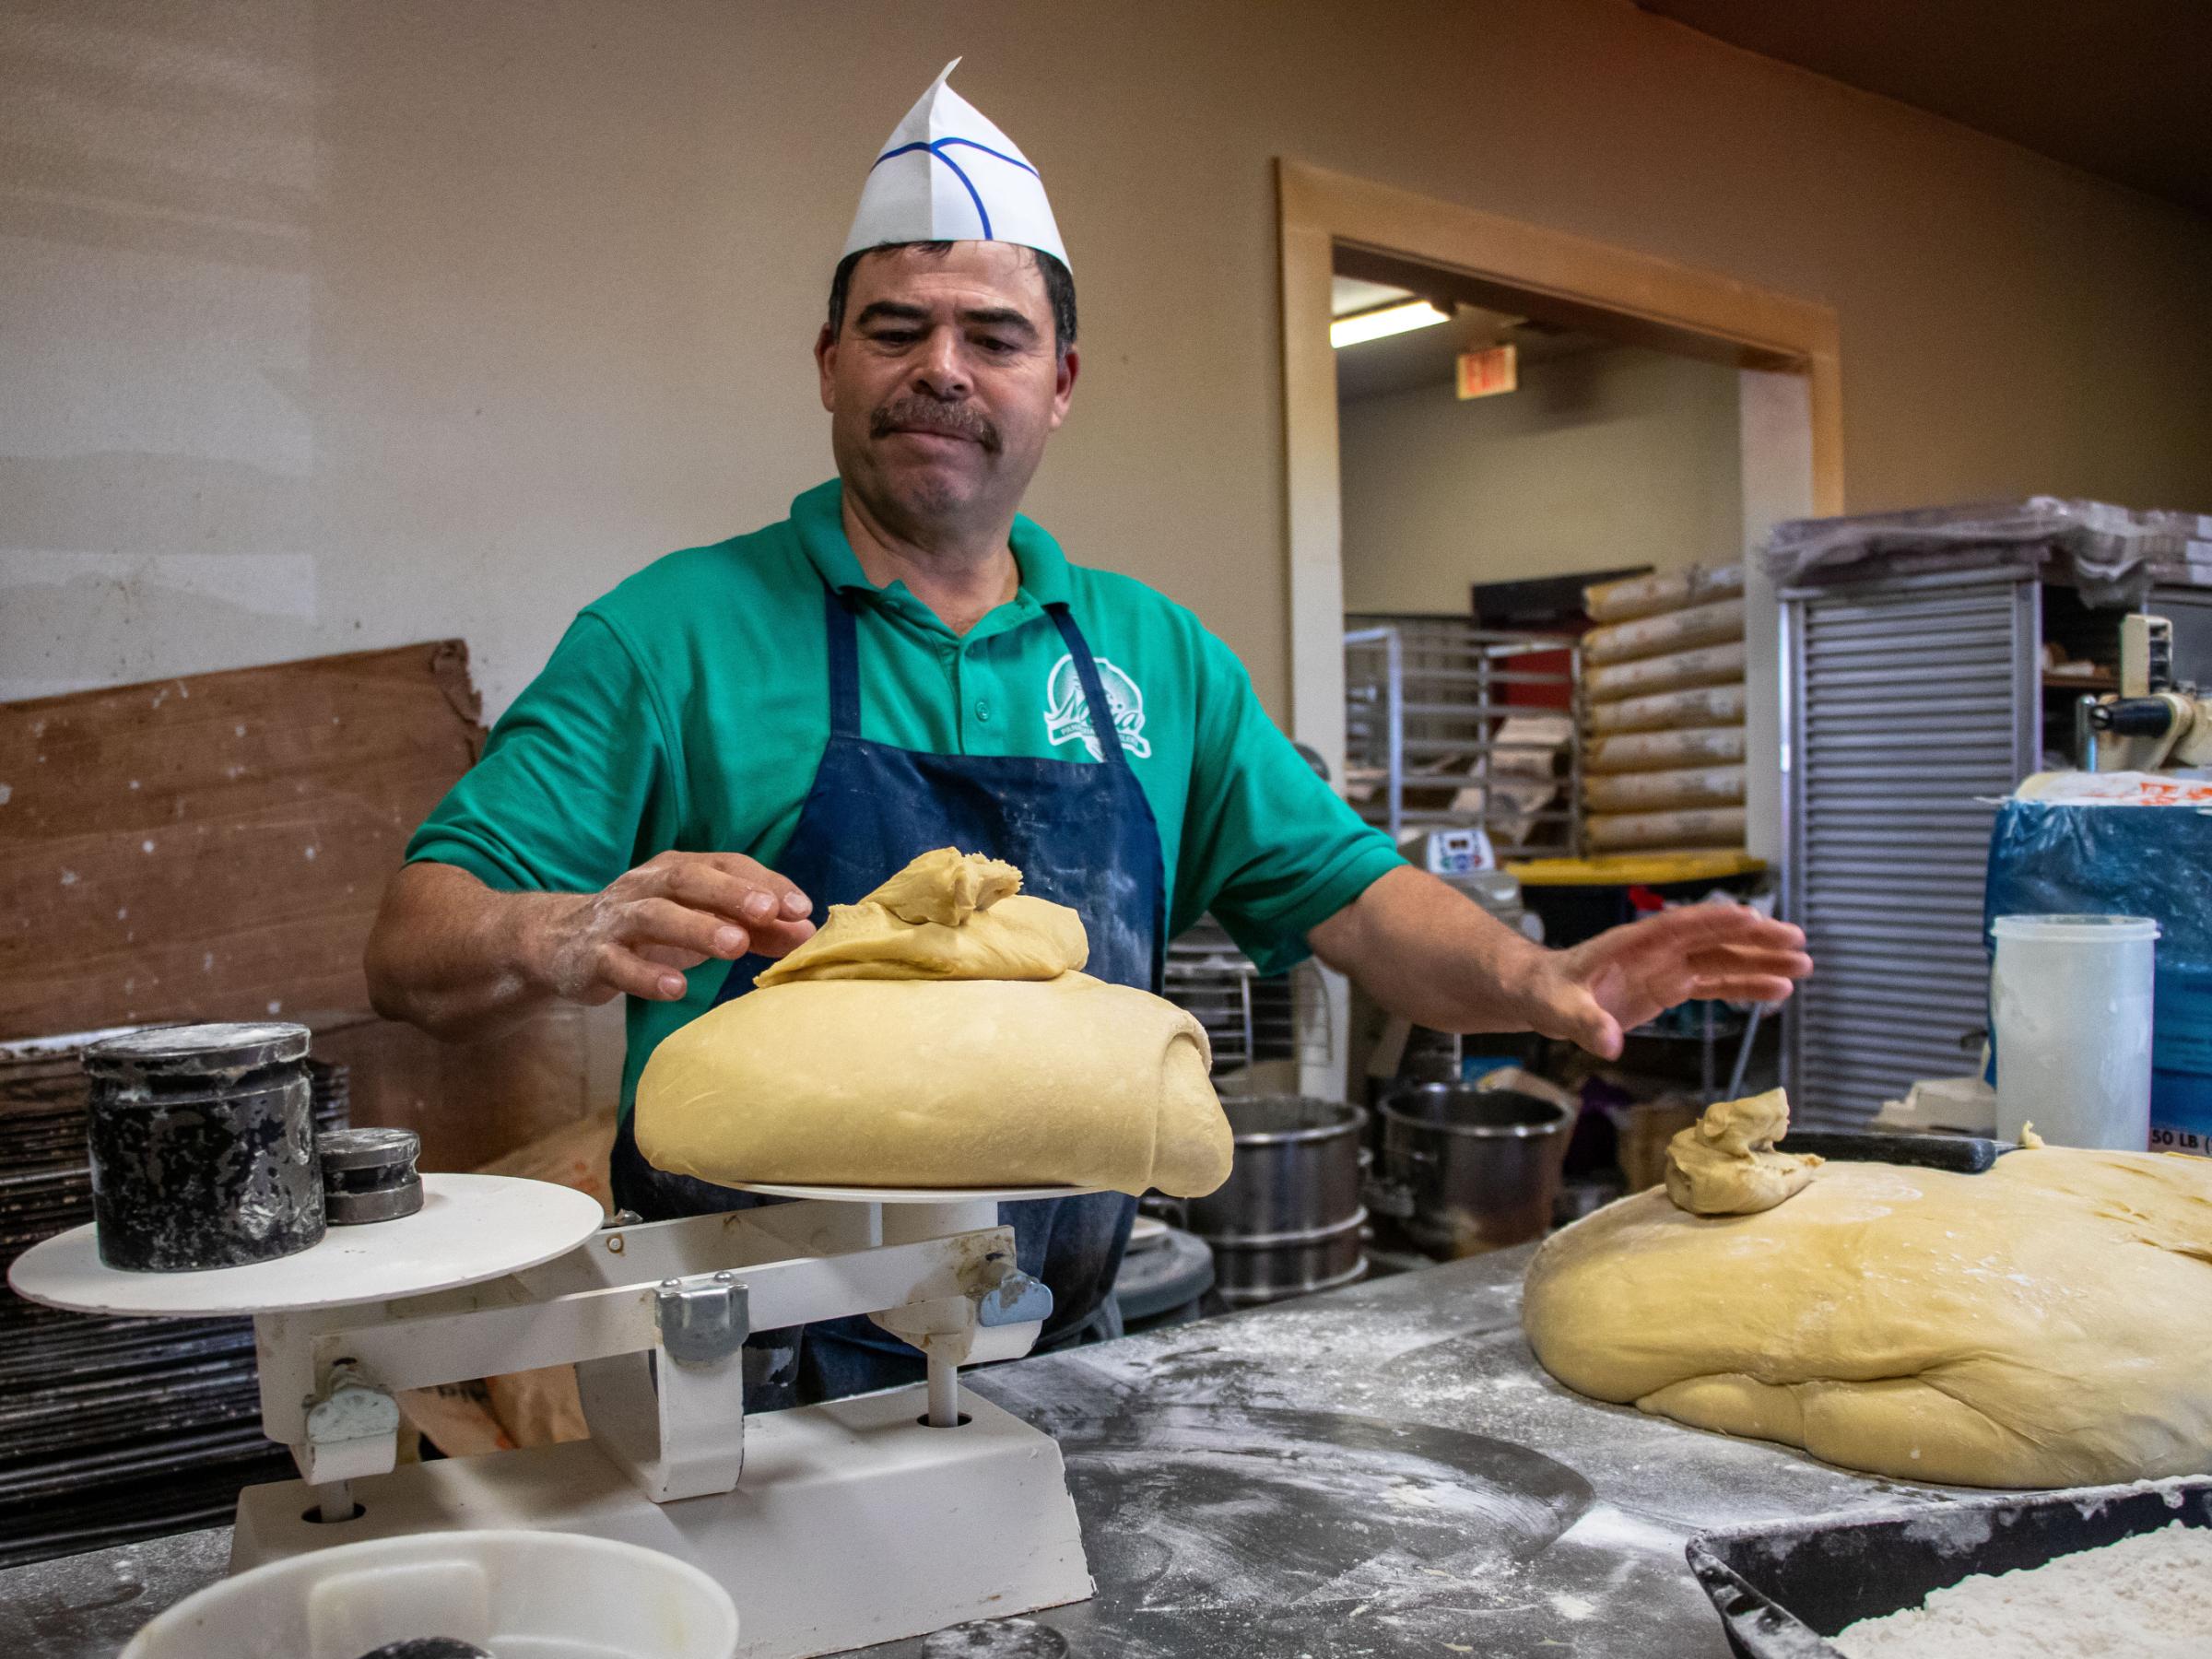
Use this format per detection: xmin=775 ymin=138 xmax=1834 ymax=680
xmin=1831 ymin=1521 xmax=2212 ymax=1657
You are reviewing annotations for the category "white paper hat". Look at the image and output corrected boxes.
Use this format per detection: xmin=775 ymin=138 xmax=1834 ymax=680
xmin=841 ymin=59 xmax=1069 ymax=270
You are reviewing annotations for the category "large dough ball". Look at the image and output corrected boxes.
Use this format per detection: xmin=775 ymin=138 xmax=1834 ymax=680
xmin=1523 ymin=1148 xmax=2212 ymax=1488
xmin=636 ymin=971 xmax=1230 ymax=1197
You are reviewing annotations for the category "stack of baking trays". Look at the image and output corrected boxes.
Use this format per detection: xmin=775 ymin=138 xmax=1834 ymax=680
xmin=0 ymin=1026 xmax=349 ymax=1570
xmin=1579 ymin=564 xmax=1748 ymax=853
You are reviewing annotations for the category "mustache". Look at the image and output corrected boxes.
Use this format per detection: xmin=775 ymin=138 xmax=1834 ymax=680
xmin=870 ymin=395 xmax=1000 ymax=453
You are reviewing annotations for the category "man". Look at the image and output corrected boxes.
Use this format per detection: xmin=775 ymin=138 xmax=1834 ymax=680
xmin=367 ymin=63 xmax=1807 ymax=1402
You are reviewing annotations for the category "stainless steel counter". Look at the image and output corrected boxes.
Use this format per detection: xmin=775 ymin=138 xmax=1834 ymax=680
xmin=0 ymin=1246 xmax=1951 ymax=1658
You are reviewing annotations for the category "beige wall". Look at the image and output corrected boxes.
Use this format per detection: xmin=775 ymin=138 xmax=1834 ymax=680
xmin=1339 ymin=346 xmax=1743 ymax=613
xmin=6 ymin=0 xmax=2211 ymax=720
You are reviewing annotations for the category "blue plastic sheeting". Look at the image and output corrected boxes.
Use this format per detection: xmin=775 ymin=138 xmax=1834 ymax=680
xmin=1985 ymin=799 xmax=2212 ymax=1153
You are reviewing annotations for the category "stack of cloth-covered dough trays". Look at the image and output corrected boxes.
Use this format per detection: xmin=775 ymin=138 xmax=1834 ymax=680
xmin=0 ymin=1029 xmax=349 ymax=1569
xmin=1579 ymin=564 xmax=1747 ymax=853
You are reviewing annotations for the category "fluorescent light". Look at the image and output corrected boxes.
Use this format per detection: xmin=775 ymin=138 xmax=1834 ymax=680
xmin=1331 ymin=300 xmax=1450 ymax=348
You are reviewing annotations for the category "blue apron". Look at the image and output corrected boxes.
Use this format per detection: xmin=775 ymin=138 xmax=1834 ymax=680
xmin=610 ymin=582 xmax=1165 ymax=1406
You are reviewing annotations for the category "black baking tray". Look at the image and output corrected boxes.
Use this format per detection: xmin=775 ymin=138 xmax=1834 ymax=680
xmin=1687 ymin=1477 xmax=2212 ymax=1657
xmin=1773 ymin=1129 xmax=2011 ymax=1173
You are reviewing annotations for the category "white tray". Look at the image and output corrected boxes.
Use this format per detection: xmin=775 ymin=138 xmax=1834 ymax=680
xmin=7 ymin=1173 xmax=605 ymax=1317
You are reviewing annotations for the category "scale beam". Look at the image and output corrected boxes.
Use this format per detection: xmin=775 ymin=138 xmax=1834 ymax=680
xmin=276 ymin=1225 xmax=1019 ymax=1404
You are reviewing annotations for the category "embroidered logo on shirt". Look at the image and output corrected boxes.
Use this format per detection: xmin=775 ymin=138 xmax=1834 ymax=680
xmin=1043 ymin=653 xmax=1151 ymax=760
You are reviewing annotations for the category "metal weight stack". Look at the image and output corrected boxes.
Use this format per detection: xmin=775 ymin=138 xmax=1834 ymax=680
xmin=0 ymin=1027 xmax=350 ymax=1570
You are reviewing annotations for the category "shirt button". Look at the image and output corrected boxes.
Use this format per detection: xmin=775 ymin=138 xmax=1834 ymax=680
xmin=973 ymin=700 xmax=991 ymax=722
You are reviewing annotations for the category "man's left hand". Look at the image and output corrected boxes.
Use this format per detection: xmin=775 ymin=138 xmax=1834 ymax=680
xmin=1524 ymin=904 xmax=1811 ymax=1061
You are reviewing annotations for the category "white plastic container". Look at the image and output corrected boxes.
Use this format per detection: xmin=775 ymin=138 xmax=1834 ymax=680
xmin=1990 ymin=914 xmax=2159 ymax=1150
xmin=121 ymin=1529 xmax=738 ymax=1659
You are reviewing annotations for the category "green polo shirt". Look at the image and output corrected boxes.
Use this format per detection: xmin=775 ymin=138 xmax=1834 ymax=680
xmin=407 ymin=479 xmax=1404 ymax=1118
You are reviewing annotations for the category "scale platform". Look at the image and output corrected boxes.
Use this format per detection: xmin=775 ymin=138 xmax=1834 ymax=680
xmin=9 ymin=1171 xmax=1096 ymax=1659
xmin=5 ymin=1176 xmax=1101 ymax=1317
xmin=729 ymin=1180 xmax=1101 ymax=1204
xmin=7 ymin=1173 xmax=605 ymax=1318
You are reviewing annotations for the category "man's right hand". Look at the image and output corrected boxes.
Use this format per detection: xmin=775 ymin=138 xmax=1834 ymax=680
xmin=365 ymin=855 xmax=816 ymax=1041
xmin=531 ymin=852 xmax=817 ymax=1005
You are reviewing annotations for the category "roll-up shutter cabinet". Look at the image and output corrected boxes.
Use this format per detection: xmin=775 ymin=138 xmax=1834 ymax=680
xmin=1781 ymin=574 xmax=2041 ymax=1127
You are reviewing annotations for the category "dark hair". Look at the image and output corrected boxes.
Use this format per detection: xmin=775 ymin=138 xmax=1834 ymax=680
xmin=827 ymin=241 xmax=1077 ymax=357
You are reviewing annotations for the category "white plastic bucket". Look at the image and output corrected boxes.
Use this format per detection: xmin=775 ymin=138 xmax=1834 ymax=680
xmin=120 ymin=1529 xmax=738 ymax=1659
xmin=1990 ymin=913 xmax=2159 ymax=1150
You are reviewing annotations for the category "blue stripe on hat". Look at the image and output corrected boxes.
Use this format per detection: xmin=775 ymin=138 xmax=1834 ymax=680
xmin=868 ymin=136 xmax=1043 ymax=244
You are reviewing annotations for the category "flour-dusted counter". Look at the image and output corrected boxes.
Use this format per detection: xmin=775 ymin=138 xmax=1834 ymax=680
xmin=0 ymin=1248 xmax=1953 ymax=1659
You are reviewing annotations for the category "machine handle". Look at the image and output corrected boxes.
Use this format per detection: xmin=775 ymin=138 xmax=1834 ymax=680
xmin=976 ymin=1260 xmax=1053 ymax=1328
xmin=1362 ymin=1172 xmax=1418 ymax=1219
xmin=2089 ymin=698 xmax=2179 ymax=738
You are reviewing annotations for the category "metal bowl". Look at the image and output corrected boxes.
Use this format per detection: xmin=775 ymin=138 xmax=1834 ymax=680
xmin=1376 ymin=1085 xmax=1576 ymax=1258
xmin=1185 ymin=1095 xmax=1368 ymax=1305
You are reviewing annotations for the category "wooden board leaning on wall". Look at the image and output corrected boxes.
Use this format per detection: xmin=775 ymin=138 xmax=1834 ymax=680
xmin=0 ymin=642 xmax=618 ymax=1172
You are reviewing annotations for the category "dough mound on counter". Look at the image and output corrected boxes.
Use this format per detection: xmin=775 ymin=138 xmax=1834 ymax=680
xmin=1524 ymin=1132 xmax=2212 ymax=1488
xmin=637 ymin=849 xmax=1232 ymax=1197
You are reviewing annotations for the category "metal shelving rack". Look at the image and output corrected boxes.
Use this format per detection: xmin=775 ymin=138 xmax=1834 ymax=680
xmin=1343 ymin=614 xmax=1583 ymax=857
xmin=1162 ymin=920 xmax=1329 ymax=1094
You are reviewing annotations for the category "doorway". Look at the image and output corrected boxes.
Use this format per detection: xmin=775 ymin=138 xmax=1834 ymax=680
xmin=1276 ymin=159 xmax=1842 ymax=868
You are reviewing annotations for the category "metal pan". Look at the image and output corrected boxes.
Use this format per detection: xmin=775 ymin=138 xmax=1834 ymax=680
xmin=1688 ymin=1477 xmax=2212 ymax=1657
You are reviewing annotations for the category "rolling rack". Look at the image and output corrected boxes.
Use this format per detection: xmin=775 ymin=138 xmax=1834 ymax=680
xmin=1344 ymin=614 xmax=1584 ymax=857
xmin=1162 ymin=919 xmax=1330 ymax=1095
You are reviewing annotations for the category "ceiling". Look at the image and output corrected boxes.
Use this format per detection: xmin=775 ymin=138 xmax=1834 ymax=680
xmin=1331 ymin=276 xmax=1607 ymax=403
xmin=1639 ymin=1 xmax=2212 ymax=218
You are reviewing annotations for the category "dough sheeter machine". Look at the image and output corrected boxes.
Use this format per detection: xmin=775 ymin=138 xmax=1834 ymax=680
xmin=7 ymin=1171 xmax=1099 ymax=1657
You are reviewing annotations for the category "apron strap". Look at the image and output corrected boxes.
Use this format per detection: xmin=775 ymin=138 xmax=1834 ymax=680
xmin=823 ymin=584 xmax=863 ymax=738
xmin=832 ymin=584 xmax=1124 ymax=766
xmin=1048 ymin=605 xmax=1133 ymax=771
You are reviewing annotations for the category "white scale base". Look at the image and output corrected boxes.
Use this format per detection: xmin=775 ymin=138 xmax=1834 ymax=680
xmin=12 ymin=1174 xmax=1101 ymax=1657
xmin=231 ymin=1384 xmax=1093 ymax=1659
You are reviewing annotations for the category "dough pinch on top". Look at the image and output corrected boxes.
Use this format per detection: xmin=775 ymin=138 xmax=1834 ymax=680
xmin=1664 ymin=1088 xmax=1822 ymax=1217
xmin=873 ymin=846 xmax=1021 ymax=925
xmin=756 ymin=847 xmax=1087 ymax=986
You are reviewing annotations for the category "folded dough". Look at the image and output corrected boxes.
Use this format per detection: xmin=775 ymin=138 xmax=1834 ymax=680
xmin=754 ymin=897 xmax=1084 ymax=987
xmin=1524 ymin=1112 xmax=2212 ymax=1488
xmin=636 ymin=849 xmax=1232 ymax=1196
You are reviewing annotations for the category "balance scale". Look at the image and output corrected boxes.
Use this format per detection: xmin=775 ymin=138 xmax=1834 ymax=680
xmin=8 ymin=1172 xmax=1098 ymax=1657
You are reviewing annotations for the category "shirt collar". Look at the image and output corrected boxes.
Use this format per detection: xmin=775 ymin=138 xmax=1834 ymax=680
xmin=790 ymin=479 xmax=1074 ymax=613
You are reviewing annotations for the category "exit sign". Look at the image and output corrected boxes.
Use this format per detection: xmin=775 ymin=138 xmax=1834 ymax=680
xmin=1456 ymin=343 xmax=1518 ymax=400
